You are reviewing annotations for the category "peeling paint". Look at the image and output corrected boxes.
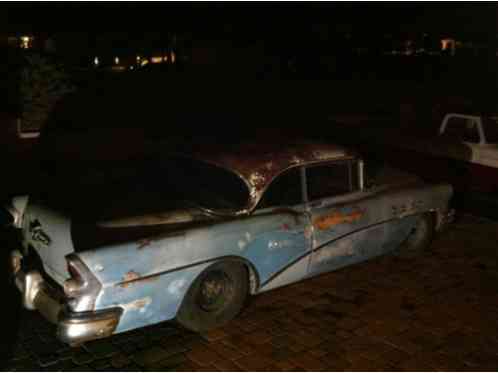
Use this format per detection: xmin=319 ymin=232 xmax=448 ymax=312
xmin=122 ymin=297 xmax=152 ymax=313
xmin=314 ymin=208 xmax=365 ymax=230
xmin=120 ymin=271 xmax=141 ymax=288
xmin=238 ymin=240 xmax=247 ymax=251
xmin=167 ymin=278 xmax=187 ymax=296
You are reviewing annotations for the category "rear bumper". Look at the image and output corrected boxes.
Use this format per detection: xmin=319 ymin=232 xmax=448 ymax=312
xmin=11 ymin=250 xmax=122 ymax=345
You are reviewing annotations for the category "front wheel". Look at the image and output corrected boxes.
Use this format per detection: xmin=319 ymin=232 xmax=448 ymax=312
xmin=396 ymin=213 xmax=435 ymax=258
xmin=176 ymin=261 xmax=249 ymax=332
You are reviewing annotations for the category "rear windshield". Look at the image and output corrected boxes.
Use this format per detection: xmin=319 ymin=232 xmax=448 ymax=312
xmin=34 ymin=156 xmax=250 ymax=219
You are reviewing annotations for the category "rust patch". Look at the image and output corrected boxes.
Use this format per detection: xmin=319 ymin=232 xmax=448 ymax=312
xmin=120 ymin=271 xmax=141 ymax=288
xmin=314 ymin=208 xmax=365 ymax=230
xmin=118 ymin=271 xmax=162 ymax=288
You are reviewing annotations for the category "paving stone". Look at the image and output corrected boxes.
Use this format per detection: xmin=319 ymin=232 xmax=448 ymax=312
xmin=213 ymin=358 xmax=243 ymax=371
xmin=7 ymin=357 xmax=40 ymax=372
xmin=69 ymin=364 xmax=94 ymax=372
xmin=85 ymin=340 xmax=119 ymax=360
xmin=233 ymin=353 xmax=273 ymax=371
xmin=120 ymin=342 xmax=139 ymax=355
xmin=269 ymin=347 xmax=295 ymax=361
xmin=205 ymin=341 xmax=245 ymax=361
xmin=289 ymin=352 xmax=328 ymax=371
xmin=91 ymin=359 xmax=113 ymax=371
xmin=159 ymin=340 xmax=189 ymax=357
xmin=121 ymin=363 xmax=143 ymax=371
xmin=45 ymin=358 xmax=77 ymax=372
xmin=37 ymin=353 xmax=60 ymax=368
xmin=71 ymin=351 xmax=94 ymax=366
xmin=110 ymin=352 xmax=132 ymax=369
xmin=186 ymin=345 xmax=223 ymax=367
xmin=132 ymin=346 xmax=167 ymax=367
xmin=145 ymin=353 xmax=186 ymax=372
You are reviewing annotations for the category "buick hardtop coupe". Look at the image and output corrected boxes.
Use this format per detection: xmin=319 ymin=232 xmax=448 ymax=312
xmin=6 ymin=142 xmax=453 ymax=344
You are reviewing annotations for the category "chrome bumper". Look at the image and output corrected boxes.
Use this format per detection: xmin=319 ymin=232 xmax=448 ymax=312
xmin=11 ymin=250 xmax=122 ymax=345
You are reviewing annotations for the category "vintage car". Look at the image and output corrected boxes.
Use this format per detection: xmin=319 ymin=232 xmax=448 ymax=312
xmin=6 ymin=142 xmax=453 ymax=345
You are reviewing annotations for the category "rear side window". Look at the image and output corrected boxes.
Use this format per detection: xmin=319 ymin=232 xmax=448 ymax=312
xmin=306 ymin=161 xmax=358 ymax=201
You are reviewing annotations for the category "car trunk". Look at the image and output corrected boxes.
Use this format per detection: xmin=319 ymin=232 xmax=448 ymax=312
xmin=22 ymin=199 xmax=215 ymax=285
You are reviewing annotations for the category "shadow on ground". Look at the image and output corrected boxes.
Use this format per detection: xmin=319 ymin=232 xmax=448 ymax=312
xmin=0 ymin=228 xmax=22 ymax=368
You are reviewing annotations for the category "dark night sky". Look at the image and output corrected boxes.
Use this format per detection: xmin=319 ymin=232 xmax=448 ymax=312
xmin=2 ymin=2 xmax=498 ymax=38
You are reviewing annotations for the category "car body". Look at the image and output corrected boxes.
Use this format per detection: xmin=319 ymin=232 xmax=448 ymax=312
xmin=7 ymin=141 xmax=453 ymax=345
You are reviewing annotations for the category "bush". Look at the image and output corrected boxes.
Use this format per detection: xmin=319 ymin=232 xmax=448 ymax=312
xmin=20 ymin=53 xmax=75 ymax=131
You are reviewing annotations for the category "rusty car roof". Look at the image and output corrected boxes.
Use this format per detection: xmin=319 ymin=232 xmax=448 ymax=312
xmin=183 ymin=141 xmax=356 ymax=214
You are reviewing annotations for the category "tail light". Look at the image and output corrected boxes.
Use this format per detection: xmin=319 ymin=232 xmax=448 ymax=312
xmin=64 ymin=255 xmax=101 ymax=312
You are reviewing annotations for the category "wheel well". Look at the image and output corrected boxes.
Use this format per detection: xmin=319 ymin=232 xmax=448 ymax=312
xmin=220 ymin=257 xmax=259 ymax=295
xmin=427 ymin=209 xmax=441 ymax=231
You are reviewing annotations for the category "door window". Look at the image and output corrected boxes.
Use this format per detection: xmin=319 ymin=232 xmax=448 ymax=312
xmin=306 ymin=161 xmax=358 ymax=201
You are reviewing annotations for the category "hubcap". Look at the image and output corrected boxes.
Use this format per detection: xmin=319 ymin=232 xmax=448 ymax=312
xmin=197 ymin=270 xmax=233 ymax=312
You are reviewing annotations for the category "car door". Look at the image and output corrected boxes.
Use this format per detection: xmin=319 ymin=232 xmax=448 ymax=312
xmin=305 ymin=160 xmax=388 ymax=277
xmin=254 ymin=167 xmax=313 ymax=292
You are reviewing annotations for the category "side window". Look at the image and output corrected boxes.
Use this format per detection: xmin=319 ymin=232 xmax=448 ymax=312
xmin=257 ymin=167 xmax=303 ymax=209
xmin=306 ymin=161 xmax=358 ymax=201
xmin=442 ymin=118 xmax=480 ymax=143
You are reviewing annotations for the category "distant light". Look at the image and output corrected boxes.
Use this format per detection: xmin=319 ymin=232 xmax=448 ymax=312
xmin=20 ymin=35 xmax=33 ymax=49
xmin=129 ymin=66 xmax=134 ymax=70
xmin=136 ymin=55 xmax=141 ymax=63
xmin=94 ymin=57 xmax=100 ymax=66
xmin=151 ymin=56 xmax=163 ymax=64
xmin=141 ymin=59 xmax=149 ymax=66
xmin=171 ymin=51 xmax=176 ymax=64
xmin=164 ymin=54 xmax=169 ymax=63
xmin=114 ymin=57 xmax=120 ymax=65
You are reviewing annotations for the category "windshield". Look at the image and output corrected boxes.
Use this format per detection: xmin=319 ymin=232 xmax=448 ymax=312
xmin=34 ymin=156 xmax=251 ymax=219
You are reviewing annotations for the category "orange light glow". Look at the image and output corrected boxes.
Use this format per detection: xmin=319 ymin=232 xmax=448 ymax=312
xmin=151 ymin=56 xmax=163 ymax=64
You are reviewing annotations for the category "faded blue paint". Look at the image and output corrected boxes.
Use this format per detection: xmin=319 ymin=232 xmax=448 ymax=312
xmin=76 ymin=185 xmax=444 ymax=335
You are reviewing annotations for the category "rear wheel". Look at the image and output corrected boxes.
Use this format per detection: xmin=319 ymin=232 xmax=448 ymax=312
xmin=176 ymin=261 xmax=248 ymax=332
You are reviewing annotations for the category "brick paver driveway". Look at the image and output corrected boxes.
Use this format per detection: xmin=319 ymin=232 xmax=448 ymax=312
xmin=3 ymin=214 xmax=498 ymax=371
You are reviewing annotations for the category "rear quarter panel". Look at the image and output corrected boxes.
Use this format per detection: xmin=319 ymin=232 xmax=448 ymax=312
xmin=77 ymin=210 xmax=309 ymax=333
